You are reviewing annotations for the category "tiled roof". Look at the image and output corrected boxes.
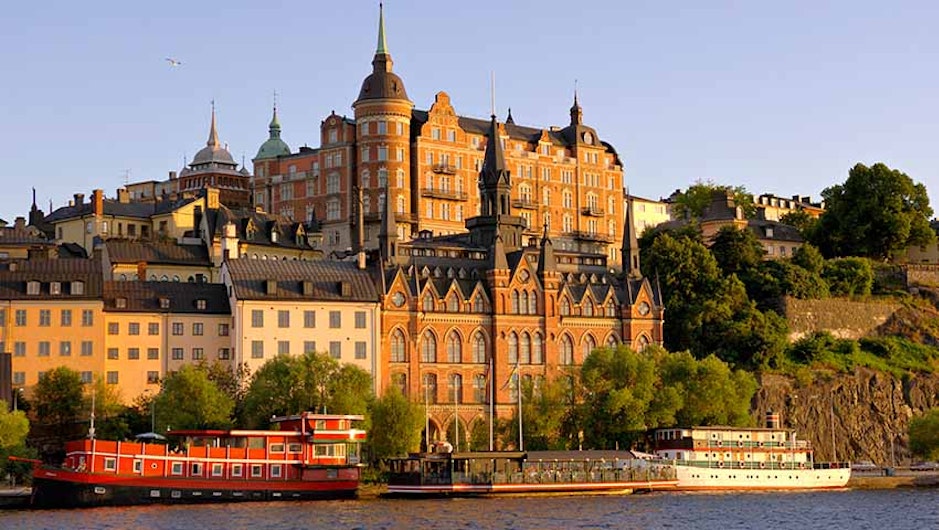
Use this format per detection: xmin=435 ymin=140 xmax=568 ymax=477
xmin=747 ymin=220 xmax=804 ymax=243
xmin=207 ymin=206 xmax=316 ymax=250
xmin=0 ymin=226 xmax=52 ymax=246
xmin=105 ymin=240 xmax=210 ymax=265
xmin=45 ymin=195 xmax=200 ymax=223
xmin=0 ymin=258 xmax=103 ymax=299
xmin=225 ymin=259 xmax=379 ymax=302
xmin=103 ymin=281 xmax=229 ymax=314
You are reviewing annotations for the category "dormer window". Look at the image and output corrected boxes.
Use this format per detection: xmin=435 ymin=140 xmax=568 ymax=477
xmin=159 ymin=298 xmax=170 ymax=309
xmin=116 ymin=297 xmax=127 ymax=309
xmin=195 ymin=299 xmax=207 ymax=310
xmin=27 ymin=281 xmax=40 ymax=295
xmin=50 ymin=282 xmax=61 ymax=295
xmin=271 ymin=231 xmax=279 ymax=243
xmin=71 ymin=281 xmax=84 ymax=295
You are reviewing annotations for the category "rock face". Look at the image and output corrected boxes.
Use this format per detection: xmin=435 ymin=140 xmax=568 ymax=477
xmin=753 ymin=369 xmax=939 ymax=465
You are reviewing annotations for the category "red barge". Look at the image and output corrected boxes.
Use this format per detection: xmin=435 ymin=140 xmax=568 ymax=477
xmin=26 ymin=412 xmax=366 ymax=508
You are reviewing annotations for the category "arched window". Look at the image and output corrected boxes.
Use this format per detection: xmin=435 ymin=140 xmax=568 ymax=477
xmin=583 ymin=300 xmax=594 ymax=317
xmin=448 ymin=374 xmax=463 ymax=403
xmin=532 ymin=333 xmax=544 ymax=364
xmin=511 ymin=291 xmax=519 ymax=314
xmin=636 ymin=334 xmax=651 ymax=350
xmin=421 ymin=331 xmax=437 ymax=363
xmin=528 ymin=292 xmax=537 ymax=314
xmin=397 ymin=195 xmax=405 ymax=214
xmin=473 ymin=296 xmax=485 ymax=313
xmin=606 ymin=335 xmax=618 ymax=349
xmin=447 ymin=332 xmax=461 ymax=363
xmin=582 ymin=335 xmax=596 ymax=361
xmin=560 ymin=298 xmax=571 ymax=316
xmin=391 ymin=329 xmax=407 ymax=362
xmin=560 ymin=335 xmax=574 ymax=365
xmin=422 ymin=373 xmax=438 ymax=404
xmin=508 ymin=332 xmax=518 ymax=364
xmin=392 ymin=372 xmax=408 ymax=397
xmin=606 ymin=300 xmax=616 ymax=317
xmin=361 ymin=169 xmax=370 ymax=188
xmin=473 ymin=374 xmax=487 ymax=403
xmin=520 ymin=333 xmax=531 ymax=364
xmin=423 ymin=293 xmax=434 ymax=312
xmin=447 ymin=294 xmax=459 ymax=312
xmin=472 ymin=332 xmax=486 ymax=363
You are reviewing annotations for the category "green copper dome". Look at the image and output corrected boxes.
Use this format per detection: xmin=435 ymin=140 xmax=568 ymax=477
xmin=255 ymin=106 xmax=291 ymax=160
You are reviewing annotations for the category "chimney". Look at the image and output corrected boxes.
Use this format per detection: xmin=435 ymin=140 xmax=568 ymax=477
xmin=117 ymin=188 xmax=130 ymax=204
xmin=205 ymin=187 xmax=220 ymax=210
xmin=194 ymin=205 xmax=203 ymax=236
xmin=169 ymin=171 xmax=177 ymax=180
xmin=137 ymin=261 xmax=147 ymax=280
xmin=73 ymin=193 xmax=84 ymax=205
xmin=92 ymin=189 xmax=104 ymax=216
xmin=13 ymin=217 xmax=26 ymax=230
xmin=765 ymin=411 xmax=780 ymax=429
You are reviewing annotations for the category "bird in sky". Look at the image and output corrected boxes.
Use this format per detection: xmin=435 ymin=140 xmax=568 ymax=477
xmin=165 ymin=58 xmax=182 ymax=67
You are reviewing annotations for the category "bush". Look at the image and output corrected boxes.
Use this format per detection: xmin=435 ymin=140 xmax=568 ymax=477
xmin=823 ymin=257 xmax=874 ymax=297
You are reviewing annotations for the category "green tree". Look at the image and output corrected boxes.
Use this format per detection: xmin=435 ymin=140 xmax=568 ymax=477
xmin=504 ymin=376 xmax=571 ymax=451
xmin=823 ymin=257 xmax=874 ymax=297
xmin=792 ymin=243 xmax=825 ymax=274
xmin=670 ymin=181 xmax=756 ymax=220
xmin=909 ymin=408 xmax=939 ymax=460
xmin=813 ymin=162 xmax=934 ymax=260
xmin=86 ymin=375 xmax=128 ymax=440
xmin=668 ymin=354 xmax=755 ymax=426
xmin=154 ymin=365 xmax=234 ymax=431
xmin=34 ymin=367 xmax=85 ymax=427
xmin=0 ymin=401 xmax=35 ymax=485
xmin=710 ymin=225 xmax=765 ymax=277
xmin=367 ymin=387 xmax=424 ymax=463
xmin=780 ymin=210 xmax=819 ymax=241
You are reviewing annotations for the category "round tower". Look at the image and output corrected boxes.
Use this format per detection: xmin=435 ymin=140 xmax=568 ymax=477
xmin=352 ymin=3 xmax=414 ymax=246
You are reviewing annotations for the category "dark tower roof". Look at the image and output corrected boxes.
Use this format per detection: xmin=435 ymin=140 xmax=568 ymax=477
xmin=379 ymin=178 xmax=398 ymax=263
xmin=622 ymin=194 xmax=641 ymax=277
xmin=356 ymin=4 xmax=409 ymax=103
xmin=480 ymin=115 xmax=508 ymax=189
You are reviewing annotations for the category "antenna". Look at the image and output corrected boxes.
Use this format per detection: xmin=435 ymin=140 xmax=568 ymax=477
xmin=123 ymin=169 xmax=131 ymax=186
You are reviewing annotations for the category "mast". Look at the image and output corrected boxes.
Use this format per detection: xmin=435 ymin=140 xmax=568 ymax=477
xmin=488 ymin=353 xmax=494 ymax=451
xmin=517 ymin=360 xmax=523 ymax=451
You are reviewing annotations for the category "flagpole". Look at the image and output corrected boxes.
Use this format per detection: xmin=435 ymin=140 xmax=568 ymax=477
xmin=517 ymin=360 xmax=523 ymax=452
xmin=488 ymin=353 xmax=494 ymax=451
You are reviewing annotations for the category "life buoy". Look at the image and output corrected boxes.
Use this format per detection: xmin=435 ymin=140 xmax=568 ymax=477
xmin=781 ymin=462 xmax=787 ymax=469
xmin=739 ymin=461 xmax=746 ymax=469
xmin=759 ymin=462 xmax=765 ymax=469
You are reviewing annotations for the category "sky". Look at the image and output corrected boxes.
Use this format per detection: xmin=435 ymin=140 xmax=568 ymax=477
xmin=1 ymin=0 xmax=937 ymax=222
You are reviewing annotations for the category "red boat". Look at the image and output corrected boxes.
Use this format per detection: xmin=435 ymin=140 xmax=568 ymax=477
xmin=26 ymin=412 xmax=366 ymax=508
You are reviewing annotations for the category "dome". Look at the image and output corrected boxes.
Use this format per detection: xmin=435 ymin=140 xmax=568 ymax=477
xmin=357 ymin=68 xmax=409 ymax=102
xmin=254 ymin=106 xmax=291 ymax=160
xmin=193 ymin=144 xmax=235 ymax=166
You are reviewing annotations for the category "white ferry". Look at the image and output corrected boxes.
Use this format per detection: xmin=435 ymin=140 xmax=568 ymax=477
xmin=650 ymin=412 xmax=851 ymax=491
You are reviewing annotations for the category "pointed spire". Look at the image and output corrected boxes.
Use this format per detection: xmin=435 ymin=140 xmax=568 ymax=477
xmin=622 ymin=194 xmax=641 ymax=277
xmin=506 ymin=107 xmax=514 ymax=125
xmin=492 ymin=233 xmax=508 ymax=270
xmin=482 ymin=115 xmax=507 ymax=185
xmin=376 ymin=2 xmax=388 ymax=55
xmin=269 ymin=104 xmax=281 ymax=138
xmin=31 ymin=187 xmax=37 ymax=209
xmin=538 ymin=223 xmax=556 ymax=274
xmin=570 ymin=85 xmax=583 ymax=126
xmin=207 ymin=100 xmax=220 ymax=148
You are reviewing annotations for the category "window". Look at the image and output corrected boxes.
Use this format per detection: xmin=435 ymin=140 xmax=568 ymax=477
xmin=104 ymin=458 xmax=116 ymax=471
xmin=560 ymin=298 xmax=571 ymax=316
xmin=192 ymin=322 xmax=204 ymax=336
xmin=196 ymin=299 xmax=207 ymax=310
xmin=391 ymin=330 xmax=407 ymax=362
xmin=560 ymin=336 xmax=574 ymax=365
xmin=172 ymin=322 xmax=184 ymax=335
xmin=472 ymin=333 xmax=486 ymax=363
xmin=61 ymin=310 xmax=72 ymax=327
xmin=171 ymin=348 xmax=184 ymax=360
xmin=448 ymin=374 xmax=463 ymax=403
xmin=329 ymin=311 xmax=341 ymax=328
xmin=106 ymin=371 xmax=119 ymax=384
xmin=171 ymin=462 xmax=183 ymax=476
xmin=147 ymin=348 xmax=159 ymax=360
xmin=278 ymin=310 xmax=290 ymax=328
xmin=422 ymin=294 xmax=434 ymax=312
xmin=14 ymin=342 xmax=25 ymax=357
xmin=148 ymin=323 xmax=159 ymax=335
xmin=107 ymin=322 xmax=119 ymax=335
xmin=251 ymin=310 xmax=264 ymax=328
xmin=355 ymin=342 xmax=367 ymax=360
xmin=231 ymin=464 xmax=243 ymax=477
xmin=582 ymin=335 xmax=596 ymax=360
xmin=218 ymin=323 xmax=229 ymax=336
xmin=304 ymin=311 xmax=315 ymax=328
xmin=218 ymin=348 xmax=231 ymax=360
xmin=447 ymin=332 xmax=461 ymax=363
xmin=12 ymin=372 xmax=25 ymax=385
xmin=38 ymin=342 xmax=50 ymax=357
xmin=354 ymin=311 xmax=366 ymax=329
xmin=72 ymin=281 xmax=84 ymax=295
xmin=278 ymin=341 xmax=290 ymax=355
xmin=422 ymin=373 xmax=438 ymax=404
xmin=304 ymin=341 xmax=317 ymax=354
xmin=329 ymin=341 xmax=341 ymax=359
xmin=532 ymin=333 xmax=544 ymax=364
xmin=192 ymin=348 xmax=204 ymax=361
xmin=327 ymin=173 xmax=340 ymax=194
xmin=107 ymin=347 xmax=119 ymax=360
xmin=59 ymin=341 xmax=71 ymax=357
xmin=473 ymin=374 xmax=486 ymax=403
xmin=421 ymin=332 xmax=437 ymax=363
xmin=39 ymin=310 xmax=51 ymax=327
xmin=520 ymin=333 xmax=531 ymax=364
xmin=212 ymin=463 xmax=224 ymax=477
xmin=251 ymin=465 xmax=263 ymax=478
xmin=27 ymin=281 xmax=40 ymax=295
xmin=251 ymin=341 xmax=264 ymax=359
xmin=15 ymin=310 xmax=26 ymax=326
xmin=127 ymin=347 xmax=140 ymax=360
xmin=80 ymin=371 xmax=93 ymax=384
xmin=508 ymin=333 xmax=518 ymax=364
xmin=128 ymin=322 xmax=140 ymax=335
xmin=81 ymin=341 xmax=93 ymax=357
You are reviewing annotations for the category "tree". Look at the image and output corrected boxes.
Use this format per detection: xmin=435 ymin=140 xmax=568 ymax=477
xmin=504 ymin=376 xmax=571 ymax=451
xmin=792 ymin=243 xmax=825 ymax=274
xmin=661 ymin=354 xmax=755 ymax=426
xmin=823 ymin=257 xmax=874 ymax=297
xmin=367 ymin=387 xmax=424 ymax=463
xmin=154 ymin=365 xmax=234 ymax=431
xmin=813 ymin=162 xmax=934 ymax=260
xmin=710 ymin=225 xmax=765 ymax=278
xmin=0 ymin=401 xmax=35 ymax=485
xmin=669 ymin=181 xmax=756 ymax=220
xmin=34 ymin=367 xmax=84 ymax=427
xmin=909 ymin=409 xmax=939 ymax=460
xmin=781 ymin=210 xmax=819 ymax=241
xmin=86 ymin=375 xmax=128 ymax=440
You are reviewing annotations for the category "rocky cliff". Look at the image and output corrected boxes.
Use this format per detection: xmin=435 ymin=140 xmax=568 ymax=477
xmin=753 ymin=369 xmax=939 ymax=465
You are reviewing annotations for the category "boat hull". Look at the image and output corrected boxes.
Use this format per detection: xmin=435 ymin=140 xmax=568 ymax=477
xmin=386 ymin=479 xmax=678 ymax=497
xmin=672 ymin=464 xmax=851 ymax=491
xmin=31 ymin=468 xmax=358 ymax=508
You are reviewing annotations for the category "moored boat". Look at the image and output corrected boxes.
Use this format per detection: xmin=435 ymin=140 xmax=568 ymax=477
xmin=386 ymin=448 xmax=678 ymax=497
xmin=649 ymin=412 xmax=851 ymax=491
xmin=26 ymin=412 xmax=366 ymax=508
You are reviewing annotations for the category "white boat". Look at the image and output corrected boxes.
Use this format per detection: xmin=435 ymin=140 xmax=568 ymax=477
xmin=650 ymin=412 xmax=851 ymax=491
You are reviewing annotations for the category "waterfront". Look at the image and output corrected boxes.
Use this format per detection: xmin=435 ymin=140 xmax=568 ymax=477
xmin=2 ymin=488 xmax=938 ymax=530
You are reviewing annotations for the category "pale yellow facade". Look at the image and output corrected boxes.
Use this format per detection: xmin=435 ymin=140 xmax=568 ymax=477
xmin=164 ymin=313 xmax=233 ymax=373
xmin=630 ymin=196 xmax=671 ymax=236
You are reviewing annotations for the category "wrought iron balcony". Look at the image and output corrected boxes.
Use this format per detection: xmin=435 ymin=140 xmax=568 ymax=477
xmin=423 ymin=188 xmax=468 ymax=200
xmin=364 ymin=212 xmax=418 ymax=223
xmin=581 ymin=206 xmax=605 ymax=217
xmin=431 ymin=164 xmax=458 ymax=175
xmin=511 ymin=199 xmax=538 ymax=210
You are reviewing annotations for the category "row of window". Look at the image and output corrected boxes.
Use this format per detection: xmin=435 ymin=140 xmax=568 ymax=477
xmin=250 ymin=310 xmax=366 ymax=330
xmin=107 ymin=322 xmax=229 ymax=336
xmin=390 ymin=372 xmax=548 ymax=404
xmin=0 ymin=309 xmax=94 ymax=327
xmin=249 ymin=340 xmax=367 ymax=361
xmin=12 ymin=370 xmax=161 ymax=387
xmin=6 ymin=340 xmax=93 ymax=357
xmin=23 ymin=280 xmax=85 ymax=296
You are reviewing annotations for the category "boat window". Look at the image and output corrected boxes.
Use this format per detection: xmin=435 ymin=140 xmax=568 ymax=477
xmin=171 ymin=462 xmax=183 ymax=475
xmin=133 ymin=460 xmax=142 ymax=473
xmin=288 ymin=443 xmax=302 ymax=453
xmin=315 ymin=445 xmax=333 ymax=456
xmin=315 ymin=420 xmax=327 ymax=429
xmin=231 ymin=464 xmax=243 ymax=477
xmin=104 ymin=457 xmax=117 ymax=471
xmin=212 ymin=463 xmax=224 ymax=477
xmin=271 ymin=464 xmax=283 ymax=478
xmin=270 ymin=443 xmax=285 ymax=453
xmin=191 ymin=463 xmax=203 ymax=476
xmin=248 ymin=437 xmax=264 ymax=449
xmin=250 ymin=464 xmax=263 ymax=477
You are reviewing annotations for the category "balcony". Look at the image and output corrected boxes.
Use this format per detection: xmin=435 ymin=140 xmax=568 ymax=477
xmin=571 ymin=231 xmax=614 ymax=243
xmin=432 ymin=164 xmax=458 ymax=175
xmin=581 ymin=206 xmax=605 ymax=217
xmin=364 ymin=212 xmax=418 ymax=223
xmin=511 ymin=199 xmax=538 ymax=210
xmin=423 ymin=188 xmax=468 ymax=201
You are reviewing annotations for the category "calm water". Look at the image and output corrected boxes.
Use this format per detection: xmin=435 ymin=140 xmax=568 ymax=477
xmin=3 ymin=489 xmax=938 ymax=530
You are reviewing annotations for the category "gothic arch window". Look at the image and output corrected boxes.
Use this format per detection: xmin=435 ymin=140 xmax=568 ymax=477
xmin=448 ymin=374 xmax=463 ymax=403
xmin=508 ymin=332 xmax=518 ymax=364
xmin=422 ymin=373 xmax=438 ymax=404
xmin=447 ymin=294 xmax=459 ymax=312
xmin=472 ymin=332 xmax=487 ymax=363
xmin=560 ymin=297 xmax=571 ymax=316
xmin=606 ymin=334 xmax=619 ymax=349
xmin=392 ymin=372 xmax=408 ymax=397
xmin=636 ymin=334 xmax=651 ymax=351
xmin=583 ymin=300 xmax=594 ymax=317
xmin=511 ymin=291 xmax=520 ymax=314
xmin=520 ymin=333 xmax=531 ymax=364
xmin=447 ymin=331 xmax=461 ymax=363
xmin=606 ymin=300 xmax=616 ymax=317
xmin=528 ymin=292 xmax=537 ymax=314
xmin=391 ymin=329 xmax=408 ymax=362
xmin=421 ymin=331 xmax=437 ymax=363
xmin=532 ymin=333 xmax=544 ymax=364
xmin=473 ymin=295 xmax=485 ymax=313
xmin=473 ymin=374 xmax=486 ymax=403
xmin=582 ymin=334 xmax=597 ymax=361
xmin=423 ymin=293 xmax=435 ymax=312
xmin=520 ymin=290 xmax=529 ymax=314
xmin=560 ymin=335 xmax=574 ymax=365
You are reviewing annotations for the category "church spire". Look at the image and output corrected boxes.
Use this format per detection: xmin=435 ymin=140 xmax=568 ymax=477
xmin=376 ymin=2 xmax=388 ymax=55
xmin=379 ymin=181 xmax=398 ymax=264
xmin=622 ymin=194 xmax=641 ymax=277
xmin=570 ymin=86 xmax=583 ymax=126
xmin=268 ymin=104 xmax=282 ymax=139
xmin=207 ymin=101 xmax=220 ymax=148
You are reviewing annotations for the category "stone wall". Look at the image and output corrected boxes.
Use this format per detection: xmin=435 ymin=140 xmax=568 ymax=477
xmin=905 ymin=264 xmax=939 ymax=287
xmin=781 ymin=297 xmax=901 ymax=341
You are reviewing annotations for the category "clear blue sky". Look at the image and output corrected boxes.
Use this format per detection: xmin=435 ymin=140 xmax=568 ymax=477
xmin=1 ymin=1 xmax=937 ymax=222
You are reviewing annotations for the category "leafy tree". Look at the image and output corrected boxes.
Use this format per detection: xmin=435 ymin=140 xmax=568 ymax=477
xmin=0 ymin=401 xmax=35 ymax=485
xmin=813 ymin=162 xmax=934 ymax=260
xmin=367 ymin=387 xmax=424 ymax=463
xmin=909 ymin=408 xmax=939 ymax=460
xmin=710 ymin=225 xmax=765 ymax=277
xmin=326 ymin=364 xmax=374 ymax=417
xmin=666 ymin=354 xmax=755 ymax=426
xmin=86 ymin=375 xmax=128 ymax=440
xmin=199 ymin=361 xmax=250 ymax=421
xmin=670 ymin=181 xmax=756 ymax=220
xmin=823 ymin=257 xmax=874 ymax=297
xmin=744 ymin=259 xmax=829 ymax=307
xmin=792 ymin=243 xmax=825 ymax=275
xmin=780 ymin=210 xmax=819 ymax=241
xmin=504 ymin=376 xmax=571 ymax=451
xmin=34 ymin=367 xmax=84 ymax=427
xmin=154 ymin=365 xmax=234 ymax=431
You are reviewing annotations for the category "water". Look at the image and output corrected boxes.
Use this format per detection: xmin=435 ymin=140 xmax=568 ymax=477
xmin=3 ymin=489 xmax=938 ymax=530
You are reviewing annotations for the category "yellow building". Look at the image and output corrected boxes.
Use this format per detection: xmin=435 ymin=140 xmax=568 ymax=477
xmin=628 ymin=195 xmax=671 ymax=236
xmin=1 ymin=259 xmax=105 ymax=396
xmin=102 ymin=281 xmax=231 ymax=403
xmin=222 ymin=259 xmax=380 ymax=390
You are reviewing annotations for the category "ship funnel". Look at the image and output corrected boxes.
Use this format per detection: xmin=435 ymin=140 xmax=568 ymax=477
xmin=765 ymin=411 xmax=781 ymax=429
